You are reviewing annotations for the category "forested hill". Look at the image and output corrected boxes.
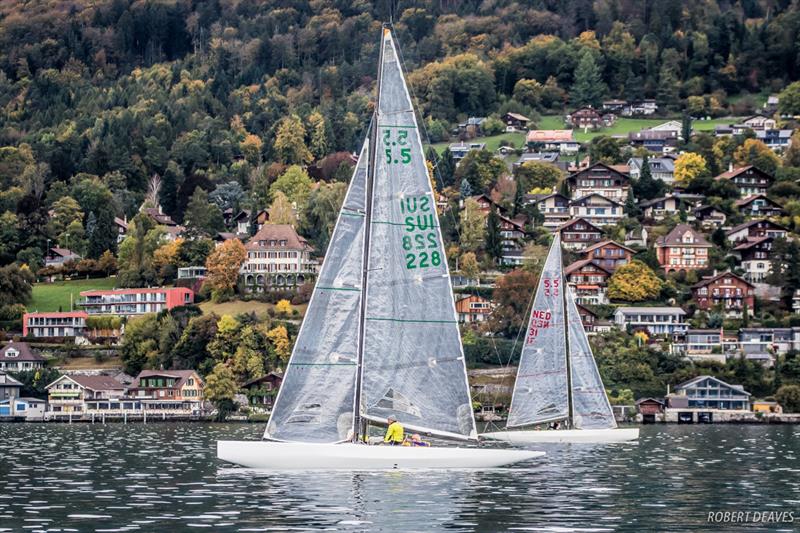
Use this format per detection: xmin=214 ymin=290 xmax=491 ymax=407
xmin=2 ymin=0 xmax=800 ymax=265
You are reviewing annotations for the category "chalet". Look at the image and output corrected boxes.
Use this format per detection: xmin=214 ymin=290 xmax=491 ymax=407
xmin=725 ymin=219 xmax=788 ymax=244
xmin=673 ymin=329 xmax=729 ymax=363
xmin=623 ymin=99 xmax=658 ymax=116
xmin=449 ymin=142 xmax=486 ymax=161
xmin=129 ymin=370 xmax=204 ymax=414
xmin=671 ymin=376 xmax=750 ymax=411
xmin=141 ymin=207 xmax=177 ymax=227
xmin=23 ymin=311 xmax=87 ymax=339
xmin=733 ymin=114 xmax=777 ymax=133
xmin=0 ymin=372 xmax=22 ymax=402
xmin=735 ymin=195 xmax=785 ymax=218
xmin=45 ymin=374 xmax=126 ymax=417
xmin=569 ymin=194 xmax=624 ymax=226
xmin=498 ymin=214 xmax=526 ymax=252
xmin=693 ymin=205 xmax=727 ymax=229
xmin=602 ymin=99 xmax=627 ymax=113
xmin=738 ymin=328 xmax=798 ymax=363
xmin=655 ymin=224 xmax=712 ymax=273
xmin=45 ymin=247 xmax=81 ymax=267
xmin=242 ymin=372 xmax=283 ymax=410
xmin=241 ymin=224 xmax=318 ymax=291
xmin=640 ymin=196 xmax=680 ymax=221
xmin=565 ymin=106 xmax=614 ymax=129
xmin=755 ymin=129 xmax=793 ymax=151
xmin=714 ymin=124 xmax=734 ymax=136
xmin=692 ymin=271 xmax=755 ymax=318
xmin=580 ymin=240 xmax=635 ymax=271
xmin=232 ymin=210 xmax=253 ymax=235
xmin=558 ymin=218 xmax=604 ymax=251
xmin=575 ymin=303 xmax=602 ymax=333
xmin=455 ymin=295 xmax=494 ymax=323
xmin=566 ymin=162 xmax=630 ymax=202
xmin=732 ymin=237 xmax=773 ymax=283
xmin=535 ymin=193 xmax=571 ymax=230
xmin=469 ymin=193 xmax=496 ymax=214
xmin=458 ymin=117 xmax=485 ymax=137
xmin=625 ymin=227 xmax=648 ymax=248
xmin=526 ymin=130 xmax=580 ymax=154
xmin=502 ymin=112 xmax=530 ymax=131
xmin=614 ymin=307 xmax=688 ymax=336
xmin=628 ymin=129 xmax=678 ymax=153
xmin=0 ymin=342 xmax=45 ymax=372
xmin=715 ymin=166 xmax=774 ymax=197
xmin=648 ymin=120 xmax=683 ymax=138
xmin=627 ymin=156 xmax=675 ymax=183
xmin=765 ymin=95 xmax=780 ymax=113
xmin=565 ymin=259 xmax=611 ymax=305
xmin=114 ymin=217 xmax=128 ymax=243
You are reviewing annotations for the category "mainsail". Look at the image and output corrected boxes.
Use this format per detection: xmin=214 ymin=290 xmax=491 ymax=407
xmin=265 ymin=140 xmax=368 ymax=443
xmin=506 ymin=233 xmax=569 ymax=428
xmin=566 ymin=287 xmax=617 ymax=429
xmin=360 ymin=30 xmax=477 ymax=440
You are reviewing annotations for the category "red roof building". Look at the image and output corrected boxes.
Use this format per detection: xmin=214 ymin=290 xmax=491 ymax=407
xmin=692 ymin=271 xmax=755 ymax=318
xmin=23 ymin=311 xmax=88 ymax=339
xmin=78 ymin=287 xmax=194 ymax=316
xmin=655 ymin=224 xmax=712 ymax=273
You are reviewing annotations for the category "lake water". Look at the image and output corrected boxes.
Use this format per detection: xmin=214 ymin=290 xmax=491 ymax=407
xmin=0 ymin=423 xmax=798 ymax=532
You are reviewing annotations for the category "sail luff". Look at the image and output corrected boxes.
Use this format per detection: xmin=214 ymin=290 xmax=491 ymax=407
xmin=506 ymin=233 xmax=570 ymax=429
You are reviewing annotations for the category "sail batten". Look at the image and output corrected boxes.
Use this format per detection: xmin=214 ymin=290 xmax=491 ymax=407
xmin=506 ymin=234 xmax=570 ymax=429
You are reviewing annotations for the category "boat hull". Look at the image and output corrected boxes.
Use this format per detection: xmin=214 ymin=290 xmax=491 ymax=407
xmin=217 ymin=440 xmax=544 ymax=470
xmin=481 ymin=427 xmax=639 ymax=444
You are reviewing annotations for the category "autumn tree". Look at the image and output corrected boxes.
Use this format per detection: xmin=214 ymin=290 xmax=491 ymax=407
xmin=454 ymin=150 xmax=506 ymax=193
xmin=488 ymin=269 xmax=538 ymax=336
xmin=204 ymin=238 xmax=247 ymax=301
xmin=459 ymin=198 xmax=486 ymax=252
xmin=307 ymin=111 xmax=329 ymax=160
xmin=274 ymin=115 xmax=312 ymax=165
xmin=270 ymin=165 xmax=313 ymax=206
xmin=733 ymin=138 xmax=781 ymax=176
xmin=460 ymin=251 xmax=480 ymax=280
xmin=299 ymin=181 xmax=346 ymax=250
xmin=268 ymin=191 xmax=297 ymax=226
xmin=205 ymin=363 xmax=238 ymax=419
xmin=607 ymin=260 xmax=663 ymax=302
xmin=240 ymin=134 xmax=263 ymax=166
xmin=275 ymin=299 xmax=292 ymax=315
xmin=674 ymin=152 xmax=709 ymax=185
xmin=266 ymin=324 xmax=291 ymax=362
xmin=514 ymin=161 xmax=562 ymax=193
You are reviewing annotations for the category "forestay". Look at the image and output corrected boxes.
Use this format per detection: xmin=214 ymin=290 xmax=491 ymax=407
xmin=506 ymin=233 xmax=569 ymax=428
xmin=264 ymin=140 xmax=369 ymax=443
xmin=566 ymin=286 xmax=617 ymax=430
xmin=360 ymin=30 xmax=477 ymax=441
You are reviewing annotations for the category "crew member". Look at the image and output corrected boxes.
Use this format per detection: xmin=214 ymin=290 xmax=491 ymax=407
xmin=384 ymin=415 xmax=404 ymax=445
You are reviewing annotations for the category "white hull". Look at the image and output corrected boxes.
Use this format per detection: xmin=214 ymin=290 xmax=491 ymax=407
xmin=481 ymin=427 xmax=639 ymax=444
xmin=217 ymin=441 xmax=544 ymax=470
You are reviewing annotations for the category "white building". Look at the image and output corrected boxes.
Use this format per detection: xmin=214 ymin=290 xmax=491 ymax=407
xmin=614 ymin=307 xmax=688 ymax=336
xmin=45 ymin=375 xmax=126 ymax=418
xmin=241 ymin=224 xmax=318 ymax=291
xmin=0 ymin=397 xmax=46 ymax=420
xmin=627 ymin=157 xmax=675 ymax=184
xmin=569 ymin=194 xmax=625 ymax=226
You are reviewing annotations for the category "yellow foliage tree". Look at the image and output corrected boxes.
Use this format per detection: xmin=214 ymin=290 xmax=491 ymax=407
xmin=673 ymin=152 xmax=708 ymax=185
xmin=275 ymin=299 xmax=292 ymax=315
xmin=607 ymin=260 xmax=663 ymax=302
xmin=267 ymin=324 xmax=291 ymax=362
xmin=733 ymin=138 xmax=781 ymax=175
xmin=240 ymin=134 xmax=263 ymax=165
xmin=267 ymin=190 xmax=297 ymax=226
xmin=204 ymin=238 xmax=247 ymax=301
xmin=460 ymin=251 xmax=480 ymax=280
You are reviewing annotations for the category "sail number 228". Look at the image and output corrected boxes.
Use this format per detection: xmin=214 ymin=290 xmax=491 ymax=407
xmin=383 ymin=129 xmax=411 ymax=165
xmin=399 ymin=194 xmax=440 ymax=270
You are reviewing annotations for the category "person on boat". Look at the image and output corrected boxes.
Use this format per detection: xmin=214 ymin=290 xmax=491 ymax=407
xmin=410 ymin=434 xmax=430 ymax=447
xmin=384 ymin=416 xmax=404 ymax=445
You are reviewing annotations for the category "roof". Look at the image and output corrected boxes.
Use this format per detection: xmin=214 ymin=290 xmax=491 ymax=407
xmin=581 ymin=240 xmax=635 ymax=255
xmin=570 ymin=193 xmax=623 ymax=206
xmin=726 ymin=219 xmax=788 ymax=236
xmin=535 ymin=193 xmax=569 ymax=203
xmin=134 ymin=369 xmax=201 ymax=389
xmin=692 ymin=271 xmax=754 ymax=289
xmin=232 ymin=210 xmax=251 ymax=222
xmin=243 ymin=372 xmax=284 ymax=388
xmin=526 ymin=130 xmax=575 ymax=143
xmin=0 ymin=396 xmax=45 ymax=404
xmin=565 ymin=259 xmax=612 ymax=276
xmin=49 ymin=247 xmax=79 ymax=258
xmin=557 ymin=218 xmax=603 ymax=232
xmin=635 ymin=397 xmax=665 ymax=406
xmin=246 ymin=224 xmax=314 ymax=252
xmin=215 ymin=232 xmax=238 ymax=241
xmin=141 ymin=207 xmax=177 ymax=226
xmin=516 ymin=152 xmax=559 ymax=164
xmin=615 ymin=306 xmax=687 ymax=315
xmin=628 ymin=157 xmax=675 ymax=172
xmin=603 ymin=99 xmax=628 ymax=105
xmin=55 ymin=374 xmax=126 ymax=391
xmin=567 ymin=162 xmax=630 ymax=181
xmin=733 ymin=236 xmax=772 ymax=250
xmin=0 ymin=342 xmax=45 ymax=362
xmin=715 ymin=165 xmax=773 ymax=181
xmin=675 ymin=375 xmax=751 ymax=396
xmin=639 ymin=196 xmax=679 ymax=209
xmin=24 ymin=311 xmax=88 ymax=319
xmin=0 ymin=372 xmax=22 ymax=387
xmin=80 ymin=287 xmax=192 ymax=297
xmin=114 ymin=217 xmax=128 ymax=229
xmin=504 ymin=112 xmax=530 ymax=121
xmin=628 ymin=130 xmax=678 ymax=140
xmin=655 ymin=224 xmax=711 ymax=247
xmin=734 ymin=194 xmax=784 ymax=209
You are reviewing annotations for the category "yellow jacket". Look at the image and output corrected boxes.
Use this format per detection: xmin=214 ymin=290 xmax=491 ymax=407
xmin=384 ymin=421 xmax=404 ymax=443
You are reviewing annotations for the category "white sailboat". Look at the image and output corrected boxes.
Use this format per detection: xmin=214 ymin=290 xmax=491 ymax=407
xmin=482 ymin=234 xmax=639 ymax=444
xmin=217 ymin=28 xmax=544 ymax=470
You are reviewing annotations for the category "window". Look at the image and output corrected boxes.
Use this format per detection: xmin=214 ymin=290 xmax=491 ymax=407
xmin=4 ymin=349 xmax=18 ymax=358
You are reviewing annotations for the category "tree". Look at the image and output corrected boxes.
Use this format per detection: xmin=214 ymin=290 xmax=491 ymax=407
xmin=460 ymin=252 xmax=480 ymax=280
xmin=0 ymin=211 xmax=20 ymax=263
xmin=266 ymin=324 xmax=291 ymax=362
xmin=171 ymin=314 xmax=218 ymax=373
xmin=607 ymin=260 xmax=663 ymax=302
xmin=299 ymin=181 xmax=346 ymax=250
xmin=633 ymin=153 xmax=666 ymax=200
xmin=205 ymin=363 xmax=238 ymax=419
xmin=512 ymin=79 xmax=543 ymax=109
xmin=49 ymin=196 xmax=83 ymax=238
xmin=270 ymin=165 xmax=313 ymax=206
xmin=778 ymin=81 xmax=800 ymax=116
xmin=514 ymin=162 xmax=561 ymax=193
xmin=459 ymin=198 xmax=486 ymax=252
xmin=240 ymin=134 xmax=263 ymax=166
xmin=488 ymin=269 xmax=538 ymax=336
xmin=268 ymin=191 xmax=297 ymax=226
xmin=274 ymin=115 xmax=312 ymax=165
xmin=275 ymin=299 xmax=292 ymax=315
xmin=0 ymin=264 xmax=34 ymax=306
xmin=184 ymin=188 xmax=225 ymax=237
xmin=733 ymin=138 xmax=781 ymax=176
xmin=152 ymin=238 xmax=182 ymax=283
xmin=307 ymin=111 xmax=329 ymax=160
xmin=97 ymin=250 xmax=118 ymax=276
xmin=674 ymin=152 xmax=709 ymax=185
xmin=204 ymin=239 xmax=247 ymax=301
xmin=459 ymin=178 xmax=472 ymax=198
xmin=59 ymin=219 xmax=88 ymax=256
xmin=485 ymin=206 xmax=502 ymax=262
xmin=454 ymin=150 xmax=506 ymax=193
xmin=117 ymin=213 xmax=164 ymax=287
xmin=209 ymin=181 xmax=245 ymax=213
xmin=120 ymin=314 xmax=161 ymax=375
xmin=589 ymin=136 xmax=622 ymax=164
xmin=437 ymin=148 xmax=456 ymax=188
xmin=571 ymin=50 xmax=606 ymax=107
xmin=775 ymin=384 xmax=800 ymax=413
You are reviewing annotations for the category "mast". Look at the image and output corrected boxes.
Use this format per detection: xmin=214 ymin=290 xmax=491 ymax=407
xmin=562 ymin=235 xmax=574 ymax=428
xmin=352 ymin=25 xmax=387 ymax=442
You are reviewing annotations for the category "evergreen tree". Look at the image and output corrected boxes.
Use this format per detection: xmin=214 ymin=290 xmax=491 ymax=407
xmin=87 ymin=207 xmax=118 ymax=258
xmin=681 ymin=114 xmax=692 ymax=146
xmin=438 ymin=148 xmax=456 ymax=187
xmin=571 ymin=50 xmax=606 ymax=107
xmin=625 ymin=193 xmax=641 ymax=218
xmin=634 ymin=153 xmax=665 ymax=200
xmin=512 ymin=181 xmax=525 ymax=217
xmin=459 ymin=178 xmax=472 ymax=198
xmin=485 ymin=206 xmax=503 ymax=262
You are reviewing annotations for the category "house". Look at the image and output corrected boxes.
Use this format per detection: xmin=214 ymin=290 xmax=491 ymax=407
xmin=692 ymin=271 xmax=755 ymax=318
xmin=575 ymin=303 xmax=600 ymax=333
xmin=715 ymin=165 xmax=774 ymax=197
xmin=0 ymin=397 xmax=46 ymax=420
xmin=732 ymin=237 xmax=774 ymax=283
xmin=580 ymin=240 xmax=635 ymax=271
xmin=623 ymin=99 xmax=658 ymax=116
xmin=655 ymin=224 xmax=712 ymax=273
xmin=45 ymin=374 xmax=126 ymax=417
xmin=242 ymin=372 xmax=283 ymax=410
xmin=502 ymin=112 xmax=530 ymax=131
xmin=753 ymin=401 xmax=782 ymax=414
xmin=569 ymin=194 xmax=624 ymax=226
xmin=0 ymin=342 xmax=46 ymax=372
xmin=566 ymin=106 xmax=614 ymax=129
xmin=23 ymin=311 xmax=88 ymax=339
xmin=448 ymin=142 xmax=486 ymax=161
xmin=648 ymin=120 xmax=684 ymax=138
xmin=177 ymin=266 xmax=207 ymax=280
xmin=672 ymin=329 xmax=728 ymax=363
xmin=625 ymin=227 xmax=648 ymax=248
xmin=640 ymin=196 xmax=681 ymax=221
xmin=535 ymin=193 xmax=571 ymax=230
xmin=241 ymin=224 xmax=318 ymax=291
xmin=468 ymin=193 xmax=496 ymax=214
xmin=627 ymin=156 xmax=675 ymax=183
xmin=614 ymin=307 xmax=688 ymax=336
xmin=45 ymin=247 xmax=81 ymax=267
xmin=636 ymin=398 xmax=665 ymax=420
xmin=232 ymin=210 xmax=253 ymax=235
xmin=526 ymin=130 xmax=580 ymax=154
xmin=725 ymin=219 xmax=788 ymax=244
xmin=765 ymin=95 xmax=780 ymax=113
xmin=0 ymin=372 xmax=22 ymax=402
xmin=735 ymin=195 xmax=785 ymax=218
xmin=129 ymin=370 xmax=204 ymax=414
xmin=602 ymin=99 xmax=628 ymax=113
xmin=628 ymin=129 xmax=679 ymax=153
xmin=756 ymin=129 xmax=793 ymax=151
xmin=566 ymin=162 xmax=630 ymax=202
xmin=565 ymin=259 xmax=612 ymax=305
xmin=734 ymin=114 xmax=777 ymax=132
xmin=671 ymin=376 xmax=751 ymax=411
xmin=693 ymin=205 xmax=727 ymax=229
xmin=558 ymin=218 xmax=604 ymax=251
xmin=498 ymin=214 xmax=527 ymax=264
xmin=514 ymin=152 xmax=566 ymax=171
xmin=738 ymin=328 xmax=800 ymax=364
xmin=114 ymin=217 xmax=128 ymax=243
xmin=458 ymin=117 xmax=485 ymax=137
xmin=455 ymin=295 xmax=494 ymax=323
xmin=78 ymin=287 xmax=193 ymax=316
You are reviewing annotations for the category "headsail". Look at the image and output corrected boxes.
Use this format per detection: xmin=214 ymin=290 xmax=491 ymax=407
xmin=506 ymin=233 xmax=569 ymax=428
xmin=566 ymin=287 xmax=617 ymax=429
xmin=360 ymin=29 xmax=477 ymax=441
xmin=265 ymin=140 xmax=368 ymax=443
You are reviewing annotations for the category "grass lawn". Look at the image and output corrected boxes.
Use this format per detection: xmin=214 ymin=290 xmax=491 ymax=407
xmin=199 ymin=299 xmax=308 ymax=318
xmin=57 ymin=354 xmax=124 ymax=370
xmin=432 ymin=131 xmax=526 ymax=153
xmin=29 ymin=277 xmax=118 ymax=313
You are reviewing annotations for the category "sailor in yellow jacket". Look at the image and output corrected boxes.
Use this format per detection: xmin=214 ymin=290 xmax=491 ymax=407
xmin=384 ymin=415 xmax=404 ymax=445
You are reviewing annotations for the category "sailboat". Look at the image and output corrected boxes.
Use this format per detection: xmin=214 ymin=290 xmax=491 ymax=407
xmin=217 ymin=28 xmax=543 ymax=470
xmin=481 ymin=234 xmax=639 ymax=444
